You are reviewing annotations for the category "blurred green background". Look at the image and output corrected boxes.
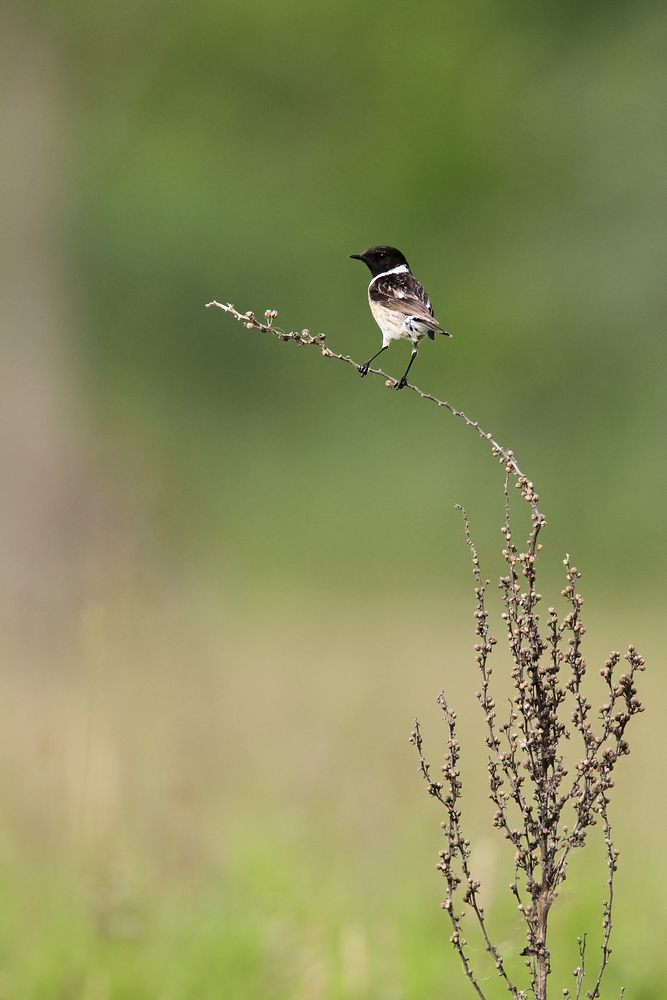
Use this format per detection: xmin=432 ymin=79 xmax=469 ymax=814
xmin=0 ymin=1 xmax=666 ymax=996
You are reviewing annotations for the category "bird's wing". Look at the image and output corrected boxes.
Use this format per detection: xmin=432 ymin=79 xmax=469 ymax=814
xmin=370 ymin=273 xmax=450 ymax=336
xmin=370 ymin=272 xmax=433 ymax=313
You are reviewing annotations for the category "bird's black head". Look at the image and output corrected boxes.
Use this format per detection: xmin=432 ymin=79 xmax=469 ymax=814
xmin=349 ymin=245 xmax=411 ymax=277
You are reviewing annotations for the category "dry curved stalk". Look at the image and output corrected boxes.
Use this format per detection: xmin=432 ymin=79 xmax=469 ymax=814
xmin=205 ymin=300 xmax=543 ymax=526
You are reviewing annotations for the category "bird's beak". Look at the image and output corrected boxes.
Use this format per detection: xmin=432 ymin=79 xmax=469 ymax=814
xmin=349 ymin=253 xmax=364 ymax=260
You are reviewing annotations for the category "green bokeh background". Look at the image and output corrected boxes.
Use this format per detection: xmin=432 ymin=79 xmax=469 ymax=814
xmin=0 ymin=1 xmax=665 ymax=997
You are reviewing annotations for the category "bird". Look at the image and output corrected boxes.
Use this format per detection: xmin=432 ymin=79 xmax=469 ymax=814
xmin=349 ymin=245 xmax=451 ymax=389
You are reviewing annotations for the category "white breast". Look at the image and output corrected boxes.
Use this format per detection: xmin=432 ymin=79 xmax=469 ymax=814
xmin=369 ymin=298 xmax=407 ymax=346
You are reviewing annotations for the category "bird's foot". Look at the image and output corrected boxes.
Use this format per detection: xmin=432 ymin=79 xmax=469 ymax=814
xmin=359 ymin=361 xmax=371 ymax=378
xmin=394 ymin=375 xmax=408 ymax=390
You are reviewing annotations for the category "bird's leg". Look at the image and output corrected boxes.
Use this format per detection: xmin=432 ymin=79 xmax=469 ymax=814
xmin=359 ymin=344 xmax=388 ymax=377
xmin=395 ymin=347 xmax=418 ymax=390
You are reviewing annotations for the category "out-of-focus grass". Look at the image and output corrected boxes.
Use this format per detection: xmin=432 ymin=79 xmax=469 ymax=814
xmin=0 ymin=594 xmax=663 ymax=997
xmin=0 ymin=843 xmax=666 ymax=999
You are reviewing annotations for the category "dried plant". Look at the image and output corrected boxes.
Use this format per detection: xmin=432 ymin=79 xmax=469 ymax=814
xmin=410 ymin=494 xmax=643 ymax=1000
xmin=207 ymin=300 xmax=644 ymax=1000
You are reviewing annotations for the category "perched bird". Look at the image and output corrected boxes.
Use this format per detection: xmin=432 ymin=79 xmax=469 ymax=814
xmin=349 ymin=245 xmax=451 ymax=389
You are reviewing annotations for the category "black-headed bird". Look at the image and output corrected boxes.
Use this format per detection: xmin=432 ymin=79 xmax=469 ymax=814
xmin=349 ymin=245 xmax=451 ymax=389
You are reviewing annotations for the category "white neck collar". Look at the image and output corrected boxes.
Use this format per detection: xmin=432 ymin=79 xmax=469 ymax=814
xmin=370 ymin=263 xmax=409 ymax=281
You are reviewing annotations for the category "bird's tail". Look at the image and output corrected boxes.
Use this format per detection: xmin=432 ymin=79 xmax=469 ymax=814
xmin=406 ymin=314 xmax=451 ymax=340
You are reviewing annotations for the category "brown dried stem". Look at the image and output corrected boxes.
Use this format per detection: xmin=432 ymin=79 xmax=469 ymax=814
xmin=205 ymin=301 xmax=545 ymax=528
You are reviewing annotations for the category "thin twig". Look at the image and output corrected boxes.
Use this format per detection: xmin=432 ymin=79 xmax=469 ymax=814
xmin=574 ymin=934 xmax=586 ymax=1000
xmin=586 ymin=799 xmax=617 ymax=1000
xmin=205 ymin=301 xmax=545 ymax=530
xmin=411 ymin=719 xmax=489 ymax=1000
xmin=412 ymin=706 xmax=521 ymax=1000
xmin=411 ymin=715 xmax=521 ymax=1000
